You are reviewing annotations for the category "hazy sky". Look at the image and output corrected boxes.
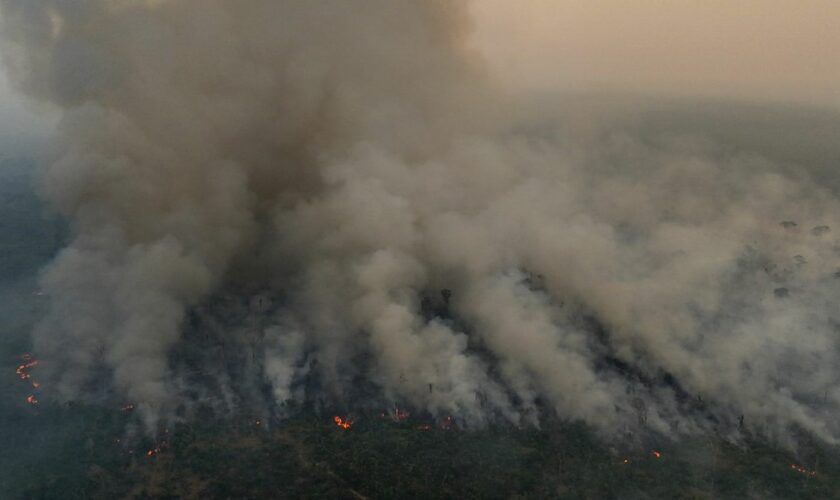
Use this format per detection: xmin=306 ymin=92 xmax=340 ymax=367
xmin=0 ymin=0 xmax=838 ymax=143
xmin=471 ymin=0 xmax=840 ymax=106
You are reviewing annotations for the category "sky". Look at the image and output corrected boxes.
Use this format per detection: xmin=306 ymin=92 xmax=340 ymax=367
xmin=0 ymin=0 xmax=838 ymax=133
xmin=471 ymin=0 xmax=840 ymax=106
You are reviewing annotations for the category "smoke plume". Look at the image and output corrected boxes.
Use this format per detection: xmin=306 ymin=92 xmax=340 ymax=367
xmin=3 ymin=0 xmax=840 ymax=444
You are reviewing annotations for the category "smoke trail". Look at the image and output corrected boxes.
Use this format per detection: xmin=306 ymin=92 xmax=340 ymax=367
xmin=3 ymin=0 xmax=840 ymax=444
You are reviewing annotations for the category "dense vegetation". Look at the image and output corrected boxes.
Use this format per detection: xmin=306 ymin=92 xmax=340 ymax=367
xmin=2 ymin=400 xmax=840 ymax=499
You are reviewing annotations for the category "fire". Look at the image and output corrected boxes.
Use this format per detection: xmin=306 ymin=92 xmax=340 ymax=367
xmin=622 ymin=458 xmax=630 ymax=464
xmin=416 ymin=423 xmax=432 ymax=431
xmin=439 ymin=415 xmax=454 ymax=430
xmin=333 ymin=416 xmax=352 ymax=429
xmin=15 ymin=353 xmax=40 ymax=385
xmin=790 ymin=464 xmax=817 ymax=477
xmin=652 ymin=450 xmax=662 ymax=459
xmin=146 ymin=442 xmax=168 ymax=457
xmin=16 ymin=353 xmax=42 ymax=405
xmin=120 ymin=403 xmax=135 ymax=412
xmin=392 ymin=407 xmax=410 ymax=422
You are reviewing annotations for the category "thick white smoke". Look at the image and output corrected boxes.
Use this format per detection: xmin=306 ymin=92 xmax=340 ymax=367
xmin=3 ymin=0 xmax=840 ymax=444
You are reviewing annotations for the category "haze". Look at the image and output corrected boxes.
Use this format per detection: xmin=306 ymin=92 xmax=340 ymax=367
xmin=3 ymin=1 xmax=840 ymax=119
xmin=472 ymin=0 xmax=840 ymax=106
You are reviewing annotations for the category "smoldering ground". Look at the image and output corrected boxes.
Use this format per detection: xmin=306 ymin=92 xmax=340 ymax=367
xmin=2 ymin=0 xmax=840 ymax=446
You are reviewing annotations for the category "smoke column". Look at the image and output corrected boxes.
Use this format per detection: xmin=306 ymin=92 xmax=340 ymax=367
xmin=3 ymin=0 xmax=840 ymax=444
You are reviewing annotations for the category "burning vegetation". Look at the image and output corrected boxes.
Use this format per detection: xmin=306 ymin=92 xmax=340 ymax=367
xmin=15 ymin=353 xmax=41 ymax=405
xmin=16 ymin=353 xmax=39 ymax=383
xmin=790 ymin=464 xmax=817 ymax=477
xmin=146 ymin=444 xmax=165 ymax=457
xmin=335 ymin=410 xmax=458 ymax=432
xmin=391 ymin=407 xmax=410 ymax=422
xmin=333 ymin=416 xmax=352 ymax=430
xmin=144 ymin=429 xmax=171 ymax=458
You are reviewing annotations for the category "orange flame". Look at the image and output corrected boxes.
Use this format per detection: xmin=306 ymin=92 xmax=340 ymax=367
xmin=790 ymin=464 xmax=817 ymax=477
xmin=16 ymin=356 xmax=39 ymax=381
xmin=146 ymin=442 xmax=167 ymax=457
xmin=652 ymin=451 xmax=662 ymax=459
xmin=333 ymin=416 xmax=352 ymax=429
xmin=16 ymin=354 xmax=42 ymax=391
xmin=26 ymin=395 xmax=38 ymax=405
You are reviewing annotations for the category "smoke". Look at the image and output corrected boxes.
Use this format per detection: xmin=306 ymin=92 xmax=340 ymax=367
xmin=3 ymin=0 xmax=840 ymax=444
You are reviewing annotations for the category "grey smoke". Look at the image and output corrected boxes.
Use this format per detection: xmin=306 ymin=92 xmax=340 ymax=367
xmin=2 ymin=0 xmax=840 ymax=445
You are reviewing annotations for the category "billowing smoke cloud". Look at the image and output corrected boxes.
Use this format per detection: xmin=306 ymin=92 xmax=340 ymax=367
xmin=3 ymin=0 xmax=840 ymax=444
